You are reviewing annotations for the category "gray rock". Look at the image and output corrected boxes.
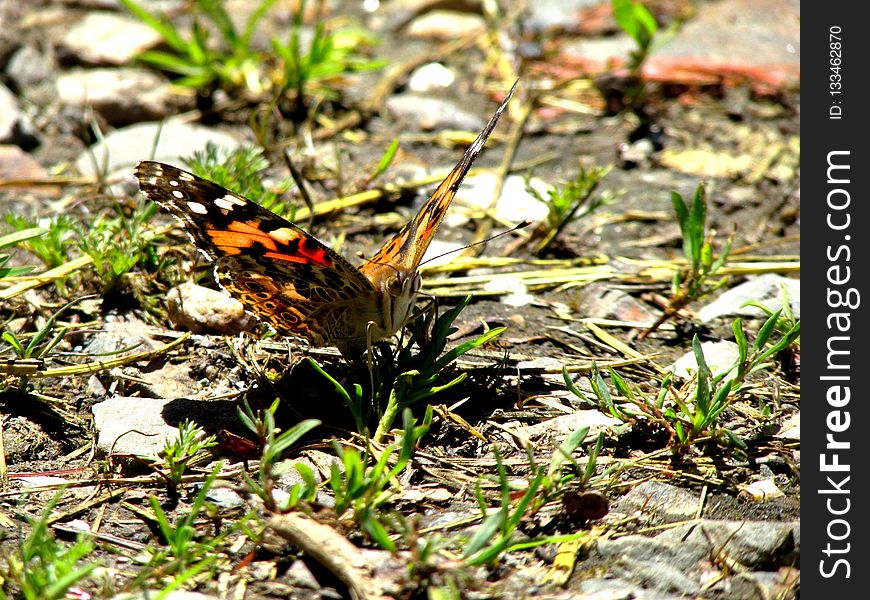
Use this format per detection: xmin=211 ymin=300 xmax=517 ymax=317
xmin=657 ymin=519 xmax=799 ymax=567
xmin=699 ymin=274 xmax=800 ymax=322
xmin=92 ymin=395 xmax=180 ymax=458
xmin=386 ymin=94 xmax=485 ymax=132
xmin=615 ymin=481 xmax=700 ymax=523
xmin=57 ymin=68 xmax=181 ymax=125
xmin=596 ymin=535 xmax=709 ymax=573
xmin=166 ymin=282 xmax=256 ymax=335
xmin=570 ymin=281 xmax=661 ymax=325
xmin=60 ymin=12 xmax=164 ymax=66
xmin=5 ymin=44 xmax=54 ymax=90
xmin=671 ymin=340 xmax=740 ymax=379
xmin=75 ymin=119 xmax=242 ymax=177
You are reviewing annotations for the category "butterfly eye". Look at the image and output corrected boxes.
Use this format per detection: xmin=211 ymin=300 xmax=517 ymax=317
xmin=387 ymin=276 xmax=403 ymax=297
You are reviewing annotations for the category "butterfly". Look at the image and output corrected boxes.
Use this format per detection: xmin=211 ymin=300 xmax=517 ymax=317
xmin=136 ymin=82 xmax=515 ymax=358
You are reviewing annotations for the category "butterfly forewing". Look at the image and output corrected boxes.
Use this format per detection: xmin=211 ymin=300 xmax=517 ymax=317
xmin=359 ymin=81 xmax=517 ymax=280
xmin=135 ymin=161 xmax=378 ymax=345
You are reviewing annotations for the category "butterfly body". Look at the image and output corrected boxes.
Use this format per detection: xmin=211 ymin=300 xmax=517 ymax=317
xmin=136 ymin=83 xmax=515 ymax=357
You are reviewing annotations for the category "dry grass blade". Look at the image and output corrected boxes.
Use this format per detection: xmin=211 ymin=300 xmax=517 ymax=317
xmin=0 ymin=255 xmax=93 ymax=301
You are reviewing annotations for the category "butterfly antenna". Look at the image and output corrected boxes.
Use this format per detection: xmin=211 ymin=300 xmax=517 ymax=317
xmin=419 ymin=220 xmax=530 ymax=267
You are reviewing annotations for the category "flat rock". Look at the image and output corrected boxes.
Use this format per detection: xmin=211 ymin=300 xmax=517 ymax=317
xmin=60 ymin=11 xmax=164 ymax=66
xmin=75 ymin=119 xmax=242 ymax=177
xmin=507 ymin=409 xmax=623 ymax=445
xmin=657 ymin=519 xmax=799 ymax=567
xmin=57 ymin=68 xmax=182 ymax=125
xmin=446 ymin=173 xmax=550 ymax=227
xmin=699 ymin=273 xmax=800 ymax=322
xmin=92 ymin=396 xmax=180 ymax=458
xmin=614 ymin=480 xmax=700 ymax=523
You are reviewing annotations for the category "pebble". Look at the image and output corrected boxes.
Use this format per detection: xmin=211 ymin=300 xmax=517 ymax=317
xmin=0 ymin=83 xmax=38 ymax=148
xmin=407 ymin=62 xmax=456 ymax=93
xmin=166 ymin=282 xmax=256 ymax=335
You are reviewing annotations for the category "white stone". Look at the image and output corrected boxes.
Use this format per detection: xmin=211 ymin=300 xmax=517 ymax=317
xmin=407 ymin=63 xmax=456 ymax=93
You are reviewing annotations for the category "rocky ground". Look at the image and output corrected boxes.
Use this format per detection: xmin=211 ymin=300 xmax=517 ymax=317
xmin=1 ymin=0 xmax=799 ymax=598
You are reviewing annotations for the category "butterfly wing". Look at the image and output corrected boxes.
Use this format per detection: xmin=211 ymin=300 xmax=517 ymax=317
xmin=136 ymin=161 xmax=380 ymax=346
xmin=359 ymin=81 xmax=517 ymax=281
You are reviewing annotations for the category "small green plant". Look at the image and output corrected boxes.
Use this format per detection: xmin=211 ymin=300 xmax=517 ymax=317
xmin=0 ymin=226 xmax=45 ymax=279
xmin=76 ymin=197 xmax=160 ymax=295
xmin=310 ymin=296 xmax=506 ymax=439
xmin=148 ymin=420 xmax=218 ymax=492
xmin=641 ymin=184 xmax=733 ymax=338
xmin=120 ymin=0 xmax=278 ymax=94
xmin=135 ymin=466 xmax=259 ymax=591
xmin=121 ymin=0 xmax=385 ymax=111
xmin=569 ymin=310 xmax=800 ymax=454
xmin=0 ymin=492 xmax=98 ymax=600
xmin=462 ymin=428 xmax=601 ymax=566
xmin=272 ymin=0 xmax=386 ymax=113
xmin=520 ymin=165 xmax=613 ymax=254
xmin=236 ymin=398 xmax=321 ymax=512
xmin=183 ymin=143 xmax=297 ymax=219
xmin=610 ymin=0 xmax=676 ymax=112
xmin=4 ymin=215 xmax=74 ymax=270
xmin=328 ymin=408 xmax=431 ymax=550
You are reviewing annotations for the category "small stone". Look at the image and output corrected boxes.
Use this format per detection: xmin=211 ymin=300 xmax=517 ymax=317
xmin=60 ymin=12 xmax=164 ymax=66
xmin=407 ymin=63 xmax=456 ymax=93
xmin=482 ymin=275 xmax=535 ymax=307
xmin=672 ymin=340 xmax=740 ymax=379
xmin=166 ymin=282 xmax=256 ymax=335
xmin=775 ymin=413 xmax=799 ymax=440
xmin=405 ymin=10 xmax=486 ymax=39
xmin=57 ymin=68 xmax=181 ymax=125
xmin=738 ymin=478 xmax=785 ymax=501
xmin=0 ymin=145 xmax=51 ymax=181
xmin=699 ymin=274 xmax=800 ymax=322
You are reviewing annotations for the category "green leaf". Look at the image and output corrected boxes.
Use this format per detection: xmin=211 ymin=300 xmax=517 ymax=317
xmin=547 ymin=427 xmax=589 ymax=481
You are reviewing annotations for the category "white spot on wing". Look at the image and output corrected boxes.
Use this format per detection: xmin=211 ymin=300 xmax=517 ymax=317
xmin=187 ymin=201 xmax=208 ymax=215
xmin=214 ymin=197 xmax=241 ymax=210
xmin=172 ymin=190 xmax=184 ymax=198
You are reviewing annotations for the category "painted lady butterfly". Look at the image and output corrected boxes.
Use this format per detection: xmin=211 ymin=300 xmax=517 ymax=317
xmin=136 ymin=83 xmax=515 ymax=357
